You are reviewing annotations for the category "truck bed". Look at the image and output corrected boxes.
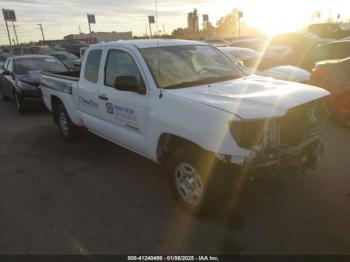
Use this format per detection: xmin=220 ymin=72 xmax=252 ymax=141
xmin=40 ymin=70 xmax=80 ymax=95
xmin=42 ymin=70 xmax=80 ymax=81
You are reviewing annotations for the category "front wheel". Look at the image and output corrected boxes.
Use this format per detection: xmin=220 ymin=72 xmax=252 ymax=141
xmin=166 ymin=146 xmax=216 ymax=215
xmin=14 ymin=92 xmax=25 ymax=113
xmin=55 ymin=103 xmax=80 ymax=140
xmin=0 ymin=85 xmax=9 ymax=101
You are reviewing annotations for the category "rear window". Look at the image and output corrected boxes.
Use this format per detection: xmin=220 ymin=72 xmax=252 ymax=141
xmin=84 ymin=49 xmax=102 ymax=83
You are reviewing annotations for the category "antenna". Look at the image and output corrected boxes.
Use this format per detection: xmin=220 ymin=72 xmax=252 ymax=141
xmin=155 ymin=0 xmax=162 ymax=98
xmin=155 ymin=0 xmax=159 ymax=37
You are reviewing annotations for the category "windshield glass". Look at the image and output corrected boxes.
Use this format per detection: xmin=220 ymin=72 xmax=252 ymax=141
xmin=140 ymin=45 xmax=245 ymax=89
xmin=14 ymin=57 xmax=68 ymax=74
xmin=63 ymin=52 xmax=79 ymax=60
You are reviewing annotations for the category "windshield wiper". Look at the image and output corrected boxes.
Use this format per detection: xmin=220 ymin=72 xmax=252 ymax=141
xmin=164 ymin=75 xmax=240 ymax=89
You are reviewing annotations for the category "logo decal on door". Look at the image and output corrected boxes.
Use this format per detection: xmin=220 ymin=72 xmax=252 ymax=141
xmin=106 ymin=102 xmax=114 ymax=114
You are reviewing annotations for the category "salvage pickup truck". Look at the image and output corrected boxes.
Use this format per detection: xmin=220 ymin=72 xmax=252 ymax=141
xmin=40 ymin=40 xmax=329 ymax=213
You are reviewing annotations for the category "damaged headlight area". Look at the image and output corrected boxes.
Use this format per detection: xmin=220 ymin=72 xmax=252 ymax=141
xmin=227 ymin=99 xmax=328 ymax=172
xmin=229 ymin=120 xmax=268 ymax=149
xmin=277 ymin=100 xmax=328 ymax=146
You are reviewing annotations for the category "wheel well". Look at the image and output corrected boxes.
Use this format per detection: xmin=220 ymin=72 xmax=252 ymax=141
xmin=51 ymin=96 xmax=63 ymax=124
xmin=157 ymin=133 xmax=200 ymax=164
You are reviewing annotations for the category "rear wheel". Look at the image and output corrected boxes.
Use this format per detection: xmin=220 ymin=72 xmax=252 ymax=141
xmin=55 ymin=103 xmax=80 ymax=140
xmin=0 ymin=86 xmax=8 ymax=101
xmin=166 ymin=146 xmax=216 ymax=215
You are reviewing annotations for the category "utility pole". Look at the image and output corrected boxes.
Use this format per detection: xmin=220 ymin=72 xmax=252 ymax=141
xmin=78 ymin=25 xmax=82 ymax=34
xmin=38 ymin=23 xmax=45 ymax=44
xmin=155 ymin=0 xmax=159 ymax=37
xmin=12 ymin=22 xmax=19 ymax=45
xmin=88 ymin=21 xmax=92 ymax=39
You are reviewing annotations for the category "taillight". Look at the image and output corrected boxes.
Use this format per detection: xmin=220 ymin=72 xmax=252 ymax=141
xmin=311 ymin=67 xmax=328 ymax=81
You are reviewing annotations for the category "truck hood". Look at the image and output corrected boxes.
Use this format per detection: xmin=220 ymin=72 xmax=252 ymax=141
xmin=167 ymin=75 xmax=329 ymax=120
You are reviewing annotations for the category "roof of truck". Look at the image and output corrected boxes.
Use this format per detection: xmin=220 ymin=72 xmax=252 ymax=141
xmin=93 ymin=39 xmax=206 ymax=49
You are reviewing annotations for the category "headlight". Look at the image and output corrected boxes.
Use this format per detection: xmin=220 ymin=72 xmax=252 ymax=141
xmin=229 ymin=120 xmax=267 ymax=148
xmin=16 ymin=81 xmax=36 ymax=90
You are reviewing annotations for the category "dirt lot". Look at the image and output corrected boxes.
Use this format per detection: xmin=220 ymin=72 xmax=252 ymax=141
xmin=0 ymin=101 xmax=349 ymax=255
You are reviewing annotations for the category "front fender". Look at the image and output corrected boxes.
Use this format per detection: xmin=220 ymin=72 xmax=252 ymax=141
xmin=146 ymin=94 xmax=250 ymax=162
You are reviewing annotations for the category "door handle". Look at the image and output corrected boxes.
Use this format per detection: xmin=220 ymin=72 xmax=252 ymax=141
xmin=99 ymin=94 xmax=109 ymax=101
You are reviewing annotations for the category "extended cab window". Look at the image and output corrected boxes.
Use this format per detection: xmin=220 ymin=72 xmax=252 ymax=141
xmin=105 ymin=50 xmax=143 ymax=88
xmin=84 ymin=49 xmax=102 ymax=83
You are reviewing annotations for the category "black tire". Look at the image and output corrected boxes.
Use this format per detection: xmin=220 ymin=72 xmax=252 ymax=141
xmin=14 ymin=91 xmax=25 ymax=113
xmin=166 ymin=146 xmax=216 ymax=215
xmin=0 ymin=85 xmax=9 ymax=101
xmin=55 ymin=103 xmax=80 ymax=140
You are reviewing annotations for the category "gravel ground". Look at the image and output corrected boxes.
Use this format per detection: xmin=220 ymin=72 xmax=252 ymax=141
xmin=0 ymin=100 xmax=349 ymax=255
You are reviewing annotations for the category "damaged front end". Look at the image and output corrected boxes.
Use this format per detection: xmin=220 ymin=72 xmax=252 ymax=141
xmin=228 ymin=100 xmax=328 ymax=174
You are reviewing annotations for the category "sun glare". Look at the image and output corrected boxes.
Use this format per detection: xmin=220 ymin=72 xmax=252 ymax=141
xmin=242 ymin=1 xmax=311 ymax=35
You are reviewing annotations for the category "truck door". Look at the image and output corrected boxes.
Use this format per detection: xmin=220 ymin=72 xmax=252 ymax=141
xmin=77 ymin=48 xmax=105 ymax=133
xmin=97 ymin=48 xmax=149 ymax=155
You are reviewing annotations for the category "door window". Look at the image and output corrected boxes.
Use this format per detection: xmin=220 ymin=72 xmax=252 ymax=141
xmin=84 ymin=49 xmax=102 ymax=83
xmin=104 ymin=50 xmax=144 ymax=90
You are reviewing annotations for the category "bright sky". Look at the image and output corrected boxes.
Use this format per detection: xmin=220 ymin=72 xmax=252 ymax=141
xmin=0 ymin=0 xmax=349 ymax=45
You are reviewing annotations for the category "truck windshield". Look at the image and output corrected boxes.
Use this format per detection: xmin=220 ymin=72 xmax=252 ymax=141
xmin=140 ymin=45 xmax=245 ymax=89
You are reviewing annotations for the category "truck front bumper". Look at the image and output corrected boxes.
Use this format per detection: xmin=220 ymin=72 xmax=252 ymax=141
xmin=218 ymin=136 xmax=323 ymax=175
xmin=247 ymin=137 xmax=323 ymax=173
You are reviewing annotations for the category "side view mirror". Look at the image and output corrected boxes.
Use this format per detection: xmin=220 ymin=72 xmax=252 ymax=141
xmin=113 ymin=75 xmax=145 ymax=94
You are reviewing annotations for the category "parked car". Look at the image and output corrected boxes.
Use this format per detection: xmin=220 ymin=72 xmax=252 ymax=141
xmin=206 ymin=39 xmax=231 ymax=47
xmin=40 ymin=40 xmax=328 ymax=214
xmin=0 ymin=55 xmax=70 ymax=112
xmin=308 ymin=23 xmax=350 ymax=40
xmin=230 ymin=38 xmax=267 ymax=51
xmin=310 ymin=57 xmax=350 ymax=127
xmin=220 ymin=47 xmax=310 ymax=83
xmin=65 ymin=44 xmax=90 ymax=57
xmin=300 ymin=40 xmax=350 ymax=70
xmin=0 ymin=52 xmax=10 ymax=68
xmin=80 ymin=45 xmax=90 ymax=59
xmin=230 ymin=38 xmax=291 ymax=66
xmin=39 ymin=50 xmax=81 ymax=70
xmin=13 ymin=45 xmax=50 ymax=55
xmin=219 ymin=46 xmax=261 ymax=67
xmin=260 ymin=65 xmax=311 ymax=83
xmin=270 ymin=32 xmax=328 ymax=65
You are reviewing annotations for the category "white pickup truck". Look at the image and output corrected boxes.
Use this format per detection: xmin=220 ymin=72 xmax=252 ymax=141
xmin=40 ymin=39 xmax=329 ymax=213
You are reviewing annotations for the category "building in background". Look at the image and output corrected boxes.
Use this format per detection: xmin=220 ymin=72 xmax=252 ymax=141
xmin=64 ymin=31 xmax=133 ymax=44
xmin=187 ymin=9 xmax=199 ymax=34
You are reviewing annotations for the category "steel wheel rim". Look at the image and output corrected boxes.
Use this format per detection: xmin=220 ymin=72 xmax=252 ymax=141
xmin=58 ymin=112 xmax=69 ymax=136
xmin=175 ymin=162 xmax=204 ymax=207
